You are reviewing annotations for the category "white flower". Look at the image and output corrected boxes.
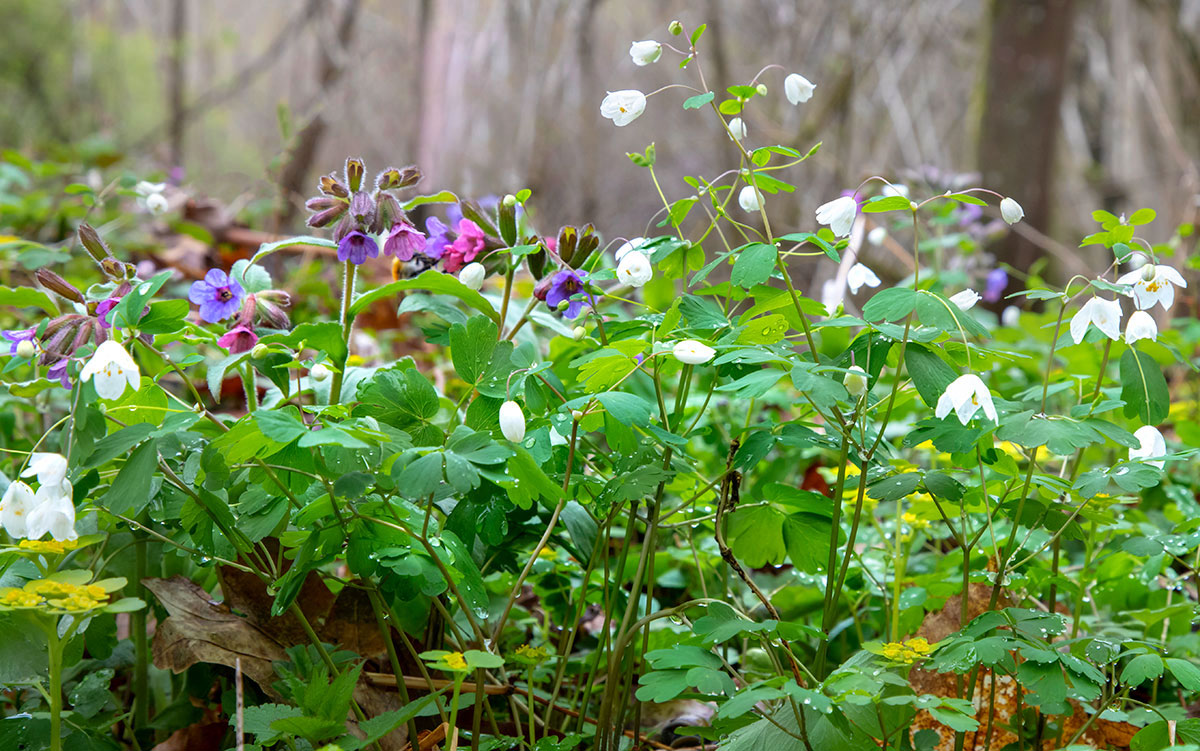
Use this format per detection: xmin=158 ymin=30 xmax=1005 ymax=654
xmin=600 ymin=90 xmax=647 ymax=127
xmin=1069 ymin=297 xmax=1122 ymax=344
xmin=26 ymin=481 xmax=76 ymax=541
xmin=846 ymin=263 xmax=881 ymax=295
xmin=728 ymin=117 xmax=747 ymax=141
xmin=1129 ymin=425 xmax=1167 ymax=469
xmin=821 ymin=279 xmax=844 ymax=314
xmin=458 ymin=262 xmax=486 ymax=290
xmin=615 ymin=237 xmax=646 ymax=262
xmin=881 ymin=184 xmax=909 ymax=199
xmin=499 ymin=400 xmax=526 ymax=443
xmin=21 ymin=453 xmax=68 ymax=487
xmin=784 ymin=73 xmax=815 ymax=104
xmin=1001 ymin=306 xmax=1021 ymax=327
xmin=844 ymin=366 xmax=868 ymax=397
xmin=935 ymin=373 xmax=998 ymax=425
xmin=1000 ymin=197 xmax=1024 ymax=225
xmin=1117 ymin=264 xmax=1187 ymax=311
xmin=616 ymin=250 xmax=653 ymax=287
xmin=15 ymin=339 xmax=35 ymax=359
xmin=949 ymin=289 xmax=981 ymax=311
xmin=738 ymin=185 xmax=763 ymax=213
xmin=815 ymin=196 xmax=857 ymax=238
xmin=673 ymin=340 xmax=715 ymax=365
xmin=1124 ymin=310 xmax=1157 ymax=344
xmin=135 ymin=181 xmax=165 ymax=197
xmin=145 ymin=193 xmax=168 ymax=215
xmin=867 ymin=227 xmax=887 ymax=246
xmin=79 ymin=340 xmax=141 ymax=400
xmin=136 ymin=181 xmax=168 ymax=215
xmin=310 ymin=363 xmax=332 ymax=382
xmin=629 ymin=40 xmax=662 ymax=66
xmin=0 ymin=481 xmax=35 ymax=538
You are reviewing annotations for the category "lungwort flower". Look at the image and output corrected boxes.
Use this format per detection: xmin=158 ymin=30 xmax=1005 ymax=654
xmin=544 ymin=269 xmax=590 ymax=319
xmin=80 ymin=340 xmax=140 ymax=400
xmin=443 ymin=219 xmax=486 ymax=273
xmin=1069 ymin=296 xmax=1122 ymax=344
xmin=383 ymin=220 xmax=426 ymax=261
xmin=816 ymin=196 xmax=857 ymax=238
xmin=846 ymin=262 xmax=881 ymax=295
xmin=188 ymin=269 xmax=244 ymax=323
xmin=616 ymin=250 xmax=653 ymax=287
xmin=629 ymin=40 xmax=662 ymax=66
xmin=2 ymin=328 xmax=36 ymax=356
xmin=1129 ymin=425 xmax=1167 ymax=469
xmin=337 ymin=231 xmax=379 ymax=265
xmin=1124 ymin=310 xmax=1157 ymax=344
xmin=784 ymin=73 xmax=816 ymax=104
xmin=1117 ymin=264 xmax=1187 ymax=311
xmin=218 ymin=325 xmax=258 ymax=354
xmin=935 ymin=374 xmax=997 ymax=425
xmin=600 ymin=90 xmax=647 ymax=127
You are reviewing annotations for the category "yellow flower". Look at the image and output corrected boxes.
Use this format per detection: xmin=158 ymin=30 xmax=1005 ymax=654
xmin=55 ymin=594 xmax=103 ymax=612
xmin=879 ymin=638 xmax=934 ymax=664
xmin=904 ymin=637 xmax=933 ymax=656
xmin=902 ymin=512 xmax=930 ymax=531
xmin=25 ymin=580 xmax=77 ymax=596
xmin=84 ymin=584 xmax=108 ymax=600
xmin=440 ymin=652 xmax=468 ymax=671
xmin=0 ymin=588 xmax=43 ymax=607
xmin=515 ymin=644 xmax=551 ymax=663
xmin=18 ymin=539 xmax=79 ymax=555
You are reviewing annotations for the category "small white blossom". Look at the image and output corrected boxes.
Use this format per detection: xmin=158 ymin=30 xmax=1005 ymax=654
xmin=1117 ymin=264 xmax=1187 ymax=311
xmin=310 ymin=363 xmax=332 ymax=382
xmin=815 ymin=196 xmax=857 ymax=238
xmin=15 ymin=339 xmax=36 ymax=359
xmin=0 ymin=481 xmax=35 ymax=539
xmin=615 ymin=237 xmax=646 ymax=262
xmin=867 ymin=227 xmax=887 ymax=246
xmin=844 ymin=366 xmax=868 ymax=397
xmin=846 ymin=263 xmax=881 ymax=295
xmin=821 ymin=279 xmax=844 ymax=314
xmin=616 ymin=250 xmax=653 ymax=287
xmin=738 ymin=186 xmax=763 ymax=213
xmin=1069 ymin=297 xmax=1122 ymax=344
xmin=499 ymin=400 xmax=526 ymax=443
xmin=600 ymin=90 xmax=647 ymax=127
xmin=22 ymin=452 xmax=69 ymax=487
xmin=1001 ymin=306 xmax=1021 ymax=327
xmin=629 ymin=40 xmax=662 ymax=66
xmin=784 ymin=73 xmax=815 ymax=104
xmin=145 ymin=193 xmax=168 ymax=215
xmin=1129 ymin=425 xmax=1167 ymax=469
xmin=1124 ymin=310 xmax=1157 ymax=344
xmin=728 ymin=117 xmax=747 ymax=141
xmin=935 ymin=373 xmax=998 ymax=425
xmin=136 ymin=181 xmax=168 ymax=215
xmin=1000 ymin=197 xmax=1024 ymax=225
xmin=950 ymin=289 xmax=981 ymax=311
xmin=79 ymin=340 xmax=140 ymax=400
xmin=673 ymin=340 xmax=715 ymax=365
xmin=26 ymin=482 xmax=76 ymax=541
xmin=458 ymin=262 xmax=486 ymax=290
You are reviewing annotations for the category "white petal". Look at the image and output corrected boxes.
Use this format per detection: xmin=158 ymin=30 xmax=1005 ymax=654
xmin=1156 ymin=265 xmax=1186 ymax=288
xmin=1125 ymin=310 xmax=1157 ymax=343
xmin=934 ymin=390 xmax=955 ymax=420
xmin=846 ymin=263 xmax=880 ymax=295
xmin=949 ymin=289 xmax=980 ymax=311
xmin=1068 ymin=305 xmax=1090 ymax=345
xmin=673 ymin=340 xmax=715 ymax=365
xmin=738 ymin=186 xmax=763 ymax=213
xmin=1093 ymin=298 xmax=1123 ymax=340
xmin=499 ymin=400 xmax=526 ymax=443
xmin=784 ymin=73 xmax=815 ymax=105
xmin=94 ymin=368 xmax=130 ymax=400
xmin=1000 ymin=197 xmax=1024 ymax=225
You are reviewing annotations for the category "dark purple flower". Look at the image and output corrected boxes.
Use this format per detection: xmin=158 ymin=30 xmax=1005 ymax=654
xmin=983 ymin=268 xmax=1008 ymax=303
xmin=443 ymin=219 xmax=486 ymax=273
xmin=423 ymin=217 xmax=450 ymax=261
xmin=46 ymin=357 xmax=71 ymax=388
xmin=2 ymin=328 xmax=36 ymax=356
xmin=383 ymin=221 xmax=426 ymax=261
xmin=545 ymin=269 xmax=590 ymax=319
xmin=95 ymin=299 xmax=119 ymax=329
xmin=188 ymin=269 xmax=244 ymax=323
xmin=337 ymin=231 xmax=379 ymax=265
xmin=218 ymin=325 xmax=258 ymax=354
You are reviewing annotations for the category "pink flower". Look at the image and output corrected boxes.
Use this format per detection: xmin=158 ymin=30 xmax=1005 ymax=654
xmin=442 ymin=219 xmax=486 ymax=273
xmin=218 ymin=325 xmax=258 ymax=354
xmin=383 ymin=220 xmax=426 ymax=261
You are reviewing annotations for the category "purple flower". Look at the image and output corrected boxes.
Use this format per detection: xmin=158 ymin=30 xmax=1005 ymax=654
xmin=95 ymin=299 xmax=119 ymax=329
xmin=423 ymin=217 xmax=450 ymax=260
xmin=337 ymin=231 xmax=379 ymax=265
xmin=188 ymin=269 xmax=244 ymax=323
xmin=383 ymin=221 xmax=426 ymax=261
xmin=2 ymin=328 xmax=36 ymax=356
xmin=544 ymin=269 xmax=590 ymax=319
xmin=954 ymin=203 xmax=983 ymax=226
xmin=983 ymin=268 xmax=1008 ymax=303
xmin=46 ymin=358 xmax=71 ymax=388
xmin=443 ymin=219 xmax=486 ymax=273
xmin=218 ymin=325 xmax=258 ymax=354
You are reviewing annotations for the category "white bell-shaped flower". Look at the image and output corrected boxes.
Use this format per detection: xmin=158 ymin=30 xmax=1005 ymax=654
xmin=0 ymin=481 xmax=35 ymax=538
xmin=728 ymin=117 xmax=747 ymax=141
xmin=844 ymin=366 xmax=868 ymax=398
xmin=458 ymin=262 xmax=486 ymax=291
xmin=21 ymin=452 xmax=68 ymax=487
xmin=80 ymin=340 xmax=141 ymax=400
xmin=629 ymin=40 xmax=662 ymax=66
xmin=784 ymin=73 xmax=815 ymax=104
xmin=600 ymin=90 xmax=647 ymax=127
xmin=616 ymin=250 xmax=653 ymax=287
xmin=1129 ymin=425 xmax=1167 ymax=469
xmin=673 ymin=340 xmax=715 ymax=365
xmin=815 ymin=196 xmax=857 ymax=238
xmin=1117 ymin=264 xmax=1187 ymax=311
xmin=26 ymin=481 xmax=76 ymax=541
xmin=846 ymin=263 xmax=881 ymax=295
xmin=1000 ymin=197 xmax=1024 ymax=225
xmin=1069 ymin=297 xmax=1122 ymax=344
xmin=1124 ymin=310 xmax=1157 ymax=344
xmin=935 ymin=373 xmax=998 ymax=425
xmin=499 ymin=400 xmax=526 ymax=443
xmin=738 ymin=186 xmax=763 ymax=213
xmin=949 ymin=289 xmax=981 ymax=311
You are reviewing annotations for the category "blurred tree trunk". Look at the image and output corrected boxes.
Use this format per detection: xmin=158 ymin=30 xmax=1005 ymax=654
xmin=167 ymin=0 xmax=186 ymax=168
xmin=977 ymin=0 xmax=1076 ymax=274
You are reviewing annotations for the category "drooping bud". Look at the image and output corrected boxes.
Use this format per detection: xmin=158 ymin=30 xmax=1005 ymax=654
xmin=349 ymin=191 xmax=375 ymax=225
xmin=556 ymin=226 xmax=579 ymax=266
xmin=572 ymin=326 xmax=586 ymax=341
xmin=458 ymin=262 xmax=486 ymax=290
xmin=375 ymin=165 xmax=422 ymax=191
xmin=15 ymin=339 xmax=36 ymax=359
xmin=532 ymin=275 xmax=555 ymax=301
xmin=332 ymin=213 xmax=355 ymax=244
xmin=35 ymin=269 xmax=85 ymax=304
xmin=498 ymin=194 xmax=519 ymax=247
xmin=306 ymin=196 xmax=339 ymax=213
xmin=755 ymin=83 xmax=769 ymax=97
xmin=668 ymin=20 xmax=683 ymax=35
xmin=78 ymin=223 xmax=112 ymax=263
xmin=527 ymin=240 xmax=548 ymax=279
xmin=250 ymin=343 xmax=268 ymax=359
xmin=319 ymin=172 xmax=349 ymax=198
xmin=375 ymin=193 xmax=403 ymax=229
xmin=345 ymin=158 xmax=365 ymax=193
xmin=499 ymin=400 xmax=526 ymax=443
xmin=237 ymin=293 xmax=258 ymax=328
xmin=311 ymin=363 xmax=332 ymax=382
xmin=257 ymin=298 xmax=291 ymax=330
xmin=307 ymin=205 xmax=345 ymax=228
xmin=844 ymin=365 xmax=868 ymax=398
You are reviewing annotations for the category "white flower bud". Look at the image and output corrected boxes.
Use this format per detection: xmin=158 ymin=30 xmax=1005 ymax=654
xmin=629 ymin=40 xmax=662 ymax=66
xmin=311 ymin=363 xmax=331 ymax=382
xmin=784 ymin=73 xmax=815 ymax=105
xmin=1000 ymin=197 xmax=1024 ymax=225
xmin=15 ymin=339 xmax=36 ymax=359
xmin=949 ymin=289 xmax=981 ymax=311
xmin=250 ymin=343 xmax=268 ymax=359
xmin=499 ymin=400 xmax=526 ymax=442
xmin=572 ymin=326 xmax=587 ymax=341
xmin=672 ymin=340 xmax=715 ymax=365
xmin=571 ymin=409 xmax=584 ymax=421
xmin=755 ymin=83 xmax=769 ymax=96
xmin=867 ymin=227 xmax=887 ymax=246
xmin=844 ymin=365 xmax=868 ymax=397
xmin=145 ymin=192 xmax=169 ymax=216
xmin=458 ymin=262 xmax=486 ymax=290
xmin=738 ymin=186 xmax=763 ymax=213
xmin=1001 ymin=306 xmax=1021 ymax=327
xmin=728 ymin=117 xmax=747 ymax=141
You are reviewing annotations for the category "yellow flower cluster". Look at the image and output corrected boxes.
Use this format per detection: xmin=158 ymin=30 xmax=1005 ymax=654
xmin=440 ymin=652 xmax=468 ymax=670
xmin=902 ymin=512 xmax=930 ymax=531
xmin=515 ymin=644 xmax=551 ymax=662
xmin=880 ymin=638 xmax=934 ymax=664
xmin=0 ymin=579 xmax=110 ymax=611
xmin=0 ymin=588 xmax=42 ymax=607
xmin=18 ymin=539 xmax=80 ymax=555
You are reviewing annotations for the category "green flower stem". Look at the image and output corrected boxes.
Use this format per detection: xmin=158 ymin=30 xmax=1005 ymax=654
xmin=330 ymin=259 xmax=357 ymax=405
xmin=498 ymin=265 xmax=515 ymax=336
xmin=447 ymin=674 xmax=465 ymax=751
xmin=241 ymin=362 xmax=258 ymax=412
xmin=814 ymin=435 xmax=850 ymax=677
xmin=527 ymin=667 xmax=537 ymax=748
xmin=132 ymin=524 xmax=150 ymax=732
xmin=367 ymin=587 xmax=420 ymax=744
xmin=47 ymin=624 xmax=64 ymax=751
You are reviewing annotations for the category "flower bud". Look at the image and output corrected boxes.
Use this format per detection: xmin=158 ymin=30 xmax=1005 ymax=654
xmin=311 ymin=363 xmax=331 ymax=382
xmin=571 ymin=409 xmax=583 ymax=421
xmin=756 ymin=83 xmax=769 ymax=96
xmin=1000 ymin=197 xmax=1024 ymax=225
xmin=78 ymin=223 xmax=112 ymax=262
xmin=257 ymin=298 xmax=291 ymax=330
xmin=556 ymin=225 xmax=579 ymax=266
xmin=1141 ymin=264 xmax=1157 ymax=283
xmin=668 ymin=20 xmax=683 ymax=35
xmin=498 ymin=194 xmax=519 ymax=246
xmin=532 ymin=275 xmax=555 ymax=302
xmin=349 ymin=191 xmax=375 ymax=224
xmin=250 ymin=343 xmax=268 ymax=359
xmin=345 ymin=158 xmax=365 ymax=193
xmin=320 ymin=172 xmax=349 ymax=198
xmin=35 ymin=269 xmax=85 ymax=304
xmin=145 ymin=193 xmax=169 ymax=215
xmin=458 ymin=262 xmax=486 ymax=290
xmin=375 ymin=193 xmax=402 ymax=228
xmin=306 ymin=205 xmax=345 ymax=228
xmin=375 ymin=165 xmax=420 ymax=191
xmin=499 ymin=400 xmax=526 ymax=442
xmin=15 ymin=339 xmax=36 ymax=359
xmin=844 ymin=365 xmax=868 ymax=397
xmin=572 ymin=326 xmax=586 ymax=341
xmin=100 ymin=258 xmax=127 ymax=280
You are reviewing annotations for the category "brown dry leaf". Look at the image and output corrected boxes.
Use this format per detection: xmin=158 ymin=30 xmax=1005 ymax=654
xmin=146 ymin=576 xmax=288 ymax=697
xmin=319 ymin=585 xmax=390 ymax=659
xmin=150 ymin=706 xmax=227 ymax=751
xmin=216 ymin=556 xmax=335 ymax=647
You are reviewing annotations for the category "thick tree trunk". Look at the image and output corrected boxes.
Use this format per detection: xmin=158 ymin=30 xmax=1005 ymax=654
xmin=977 ymin=0 xmax=1076 ymax=274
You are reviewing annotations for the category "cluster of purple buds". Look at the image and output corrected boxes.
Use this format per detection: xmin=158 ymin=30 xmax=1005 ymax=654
xmin=528 ymin=224 xmax=601 ymax=320
xmin=305 ymin=159 xmax=424 ymax=266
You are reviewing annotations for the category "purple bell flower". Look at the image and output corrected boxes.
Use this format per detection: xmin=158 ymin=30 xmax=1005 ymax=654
xmin=337 ymin=231 xmax=379 ymax=265
xmin=983 ymin=268 xmax=1008 ymax=303
xmin=544 ymin=269 xmax=590 ymax=319
xmin=383 ymin=221 xmax=426 ymax=261
xmin=188 ymin=269 xmax=245 ymax=323
xmin=423 ymin=217 xmax=450 ymax=261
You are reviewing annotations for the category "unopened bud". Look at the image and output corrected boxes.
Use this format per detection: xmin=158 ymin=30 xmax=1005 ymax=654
xmin=572 ymin=326 xmax=586 ymax=341
xmin=35 ymin=269 xmax=84 ymax=304
xmin=345 ymin=158 xmax=365 ymax=193
xmin=78 ymin=223 xmax=111 ymax=262
xmin=844 ymin=365 xmax=868 ymax=398
xmin=319 ymin=172 xmax=349 ymax=198
xmin=499 ymin=400 xmax=527 ymax=442
xmin=668 ymin=20 xmax=683 ymax=35
xmin=250 ymin=343 xmax=268 ymax=359
xmin=15 ymin=339 xmax=35 ymax=359
xmin=1141 ymin=264 xmax=1156 ymax=283
xmin=349 ymin=191 xmax=375 ymax=223
xmin=498 ymin=194 xmax=519 ymax=246
xmin=556 ymin=300 xmax=571 ymax=312
xmin=310 ymin=363 xmax=331 ymax=382
xmin=100 ymin=258 xmax=126 ymax=280
xmin=756 ymin=83 xmax=769 ymax=96
xmin=458 ymin=262 xmax=486 ymax=290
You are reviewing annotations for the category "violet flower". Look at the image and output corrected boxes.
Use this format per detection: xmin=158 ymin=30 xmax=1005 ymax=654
xmin=383 ymin=221 xmax=426 ymax=261
xmin=337 ymin=231 xmax=379 ymax=265
xmin=46 ymin=358 xmax=71 ymax=389
xmin=443 ymin=219 xmax=486 ymax=273
xmin=545 ymin=269 xmax=590 ymax=319
xmin=95 ymin=299 xmax=119 ymax=329
xmin=983 ymin=268 xmax=1008 ymax=303
xmin=2 ymin=328 xmax=36 ymax=356
xmin=218 ymin=325 xmax=258 ymax=354
xmin=189 ymin=269 xmax=244 ymax=323
xmin=423 ymin=217 xmax=450 ymax=260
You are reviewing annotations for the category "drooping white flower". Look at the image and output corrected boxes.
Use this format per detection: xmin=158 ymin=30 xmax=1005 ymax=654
xmin=1000 ymin=197 xmax=1024 ymax=225
xmin=1001 ymin=306 xmax=1021 ymax=327
xmin=728 ymin=117 xmax=747 ymax=141
xmin=844 ymin=366 xmax=868 ymax=397
xmin=1124 ymin=310 xmax=1157 ymax=344
xmin=821 ymin=279 xmax=844 ymax=314
xmin=1117 ymin=264 xmax=1187 ymax=311
xmin=79 ymin=340 xmax=141 ymax=400
xmin=867 ymin=227 xmax=887 ymax=246
xmin=310 ymin=363 xmax=332 ymax=382
xmin=136 ymin=181 xmax=168 ymax=215
xmin=949 ymin=289 xmax=981 ymax=311
xmin=935 ymin=373 xmax=998 ymax=425
xmin=615 ymin=237 xmax=646 ymax=262
xmin=846 ymin=263 xmax=881 ymax=295
xmin=1069 ymin=297 xmax=1122 ymax=344
xmin=783 ymin=73 xmax=815 ymax=105
xmin=21 ymin=452 xmax=68 ymax=487
xmin=458 ymin=262 xmax=486 ymax=290
xmin=673 ymin=340 xmax=715 ymax=365
xmin=26 ymin=481 xmax=76 ymax=541
xmin=600 ymin=90 xmax=647 ymax=127
xmin=738 ymin=186 xmax=763 ymax=213
xmin=499 ymin=400 xmax=526 ymax=443
xmin=1129 ymin=425 xmax=1167 ymax=469
xmin=145 ymin=193 xmax=169 ymax=215
xmin=0 ymin=481 xmax=35 ymax=538
xmin=815 ymin=196 xmax=857 ymax=238
xmin=629 ymin=40 xmax=662 ymax=66
xmin=616 ymin=250 xmax=653 ymax=287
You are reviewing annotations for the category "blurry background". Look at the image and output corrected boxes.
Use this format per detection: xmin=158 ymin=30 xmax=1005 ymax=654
xmin=2 ymin=0 xmax=1199 ymax=280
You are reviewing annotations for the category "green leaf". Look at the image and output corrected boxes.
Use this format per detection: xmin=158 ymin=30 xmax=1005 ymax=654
xmin=254 ymin=407 xmax=309 ymax=443
xmin=356 ymin=363 xmax=441 ymax=444
xmin=504 ymin=447 xmax=561 ymax=509
xmin=103 ymin=439 xmax=159 ymax=515
xmin=789 ymin=362 xmax=847 ymax=410
xmin=862 ymin=287 xmax=919 ymax=322
xmin=1167 ymin=658 xmax=1200 ymax=693
xmin=249 ymin=235 xmax=337 ymax=265
xmin=719 ymin=368 xmax=787 ymax=399
xmin=137 ymin=299 xmax=190 ymax=334
xmin=683 ymin=92 xmax=715 ymax=109
xmin=904 ymin=344 xmax=957 ymax=409
xmin=731 ymin=243 xmax=777 ymax=288
xmin=862 ymin=195 xmax=913 ymax=213
xmin=869 ymin=473 xmax=922 ymax=502
xmin=349 ymin=269 xmax=498 ymax=323
xmin=109 ymin=270 xmax=173 ymax=329
xmin=725 ymin=506 xmax=787 ymax=567
xmin=692 ymin=601 xmax=776 ymax=645
xmin=402 ymin=190 xmax=460 ymax=211
xmin=719 ymin=685 xmax=786 ymax=720
xmin=690 ymin=23 xmax=706 ymax=46
xmin=1120 ymin=348 xmax=1169 ymax=424
xmin=0 ymin=286 xmax=57 ymax=316
xmin=83 ymin=423 xmax=154 ymax=470
xmin=1122 ymin=653 xmax=1164 ymax=686
xmin=923 ymin=470 xmax=964 ymax=503
xmin=1128 ymin=208 xmax=1156 ymax=226
xmin=259 ymin=321 xmax=348 ymax=367
xmin=450 ymin=316 xmax=498 ymax=384
xmin=438 ymin=530 xmax=489 ymax=620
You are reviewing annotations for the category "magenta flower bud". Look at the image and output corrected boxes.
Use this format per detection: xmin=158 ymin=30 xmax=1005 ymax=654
xmin=257 ymin=298 xmax=291 ymax=330
xmin=218 ymin=325 xmax=258 ymax=354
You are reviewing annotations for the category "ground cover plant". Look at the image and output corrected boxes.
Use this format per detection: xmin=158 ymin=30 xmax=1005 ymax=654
xmin=0 ymin=19 xmax=1198 ymax=751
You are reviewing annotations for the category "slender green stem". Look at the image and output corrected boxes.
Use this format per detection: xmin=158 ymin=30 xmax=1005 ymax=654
xmin=132 ymin=525 xmax=150 ymax=731
xmin=47 ymin=625 xmax=63 ymax=751
xmin=330 ymin=259 xmax=357 ymax=405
